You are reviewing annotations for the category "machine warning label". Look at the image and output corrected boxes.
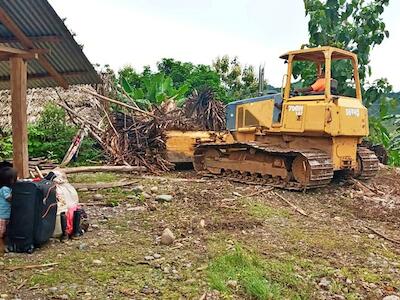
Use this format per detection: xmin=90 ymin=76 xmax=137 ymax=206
xmin=345 ymin=108 xmax=360 ymax=117
xmin=288 ymin=105 xmax=304 ymax=116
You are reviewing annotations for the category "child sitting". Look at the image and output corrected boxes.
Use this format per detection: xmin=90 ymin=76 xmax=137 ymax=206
xmin=0 ymin=166 xmax=17 ymax=254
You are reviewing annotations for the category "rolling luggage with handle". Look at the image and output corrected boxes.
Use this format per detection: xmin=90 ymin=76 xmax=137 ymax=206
xmin=7 ymin=179 xmax=57 ymax=253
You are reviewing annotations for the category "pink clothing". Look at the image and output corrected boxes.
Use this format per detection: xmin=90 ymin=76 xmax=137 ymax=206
xmin=66 ymin=205 xmax=80 ymax=235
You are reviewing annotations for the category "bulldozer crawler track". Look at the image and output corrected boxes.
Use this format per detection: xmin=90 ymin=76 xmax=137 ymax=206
xmin=356 ymin=147 xmax=379 ymax=180
xmin=194 ymin=143 xmax=334 ymax=191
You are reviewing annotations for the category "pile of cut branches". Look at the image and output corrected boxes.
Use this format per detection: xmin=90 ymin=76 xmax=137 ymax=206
xmin=184 ymin=88 xmax=226 ymax=131
xmin=103 ymin=111 xmax=173 ymax=172
xmin=71 ymin=88 xmax=226 ymax=172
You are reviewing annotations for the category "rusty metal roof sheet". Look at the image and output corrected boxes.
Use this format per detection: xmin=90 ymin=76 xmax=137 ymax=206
xmin=0 ymin=0 xmax=101 ymax=90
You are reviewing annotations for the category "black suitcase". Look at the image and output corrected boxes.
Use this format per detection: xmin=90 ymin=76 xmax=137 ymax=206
xmin=7 ymin=180 xmax=57 ymax=253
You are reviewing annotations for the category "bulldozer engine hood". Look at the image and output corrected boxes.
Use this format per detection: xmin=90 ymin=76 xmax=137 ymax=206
xmin=226 ymin=93 xmax=283 ymax=131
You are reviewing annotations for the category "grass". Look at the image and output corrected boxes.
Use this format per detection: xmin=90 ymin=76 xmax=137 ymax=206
xmin=340 ymin=266 xmax=392 ymax=284
xmin=78 ymin=186 xmax=140 ymax=207
xmin=20 ymin=233 xmax=181 ymax=298
xmin=207 ymin=245 xmax=311 ymax=299
xmin=282 ymin=224 xmax=365 ymax=256
xmin=68 ymin=172 xmax=124 ymax=184
xmin=244 ymin=199 xmax=290 ymax=219
xmin=31 ymin=269 xmax=83 ymax=286
xmin=4 ymin=171 xmax=400 ymax=299
xmin=208 ymin=245 xmax=279 ymax=299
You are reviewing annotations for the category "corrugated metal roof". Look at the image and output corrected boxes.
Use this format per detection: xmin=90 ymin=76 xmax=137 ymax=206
xmin=0 ymin=0 xmax=101 ymax=90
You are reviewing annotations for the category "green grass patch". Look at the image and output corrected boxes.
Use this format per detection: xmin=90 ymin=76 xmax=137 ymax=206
xmin=207 ymin=245 xmax=311 ymax=299
xmin=103 ymin=187 xmax=136 ymax=206
xmin=245 ymin=200 xmax=289 ymax=219
xmin=340 ymin=266 xmax=393 ymax=284
xmin=284 ymin=226 xmax=363 ymax=255
xmin=78 ymin=186 xmax=137 ymax=206
xmin=31 ymin=269 xmax=83 ymax=286
xmin=69 ymin=172 xmax=124 ymax=184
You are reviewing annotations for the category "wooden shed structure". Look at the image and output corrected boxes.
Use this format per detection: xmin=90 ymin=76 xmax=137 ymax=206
xmin=0 ymin=0 xmax=100 ymax=178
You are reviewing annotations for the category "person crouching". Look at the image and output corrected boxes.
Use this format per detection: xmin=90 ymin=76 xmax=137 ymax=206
xmin=0 ymin=167 xmax=17 ymax=255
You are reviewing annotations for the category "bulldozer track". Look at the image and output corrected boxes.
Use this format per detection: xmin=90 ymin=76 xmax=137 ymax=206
xmin=194 ymin=143 xmax=334 ymax=191
xmin=356 ymin=147 xmax=379 ymax=180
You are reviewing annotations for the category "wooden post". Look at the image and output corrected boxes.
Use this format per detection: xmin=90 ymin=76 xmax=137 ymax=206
xmin=10 ymin=57 xmax=29 ymax=178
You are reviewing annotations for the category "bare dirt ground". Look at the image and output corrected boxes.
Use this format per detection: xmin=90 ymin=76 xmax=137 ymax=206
xmin=0 ymin=167 xmax=399 ymax=300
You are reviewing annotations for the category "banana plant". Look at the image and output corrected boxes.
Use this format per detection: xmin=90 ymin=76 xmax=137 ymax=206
xmin=369 ymin=97 xmax=400 ymax=166
xmin=120 ymin=73 xmax=189 ymax=110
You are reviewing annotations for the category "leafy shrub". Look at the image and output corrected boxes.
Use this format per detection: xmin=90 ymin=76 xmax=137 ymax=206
xmin=0 ymin=135 xmax=12 ymax=161
xmin=28 ymin=103 xmax=102 ymax=163
xmin=369 ymin=97 xmax=400 ymax=166
xmin=121 ymin=72 xmax=188 ymax=110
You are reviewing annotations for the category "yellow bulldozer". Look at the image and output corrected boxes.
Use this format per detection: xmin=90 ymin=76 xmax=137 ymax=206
xmin=188 ymin=46 xmax=379 ymax=190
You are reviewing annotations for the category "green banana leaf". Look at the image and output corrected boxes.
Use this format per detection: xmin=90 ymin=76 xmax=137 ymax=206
xmin=121 ymin=77 xmax=133 ymax=94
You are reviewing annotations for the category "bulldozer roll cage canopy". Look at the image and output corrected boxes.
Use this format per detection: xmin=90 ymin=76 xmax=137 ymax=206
xmin=280 ymin=46 xmax=361 ymax=101
xmin=279 ymin=46 xmax=357 ymax=62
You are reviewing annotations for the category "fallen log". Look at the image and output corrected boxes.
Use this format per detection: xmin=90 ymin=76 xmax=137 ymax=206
xmin=72 ymin=180 xmax=138 ymax=191
xmin=45 ymin=166 xmax=146 ymax=174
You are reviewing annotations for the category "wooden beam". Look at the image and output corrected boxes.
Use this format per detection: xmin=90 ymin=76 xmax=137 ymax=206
xmin=0 ymin=35 xmax=62 ymax=44
xmin=10 ymin=57 xmax=29 ymax=178
xmin=0 ymin=53 xmax=38 ymax=61
xmin=37 ymin=55 xmax=69 ymax=88
xmin=0 ymin=71 xmax=88 ymax=83
xmin=0 ymin=48 xmax=49 ymax=61
xmin=0 ymin=45 xmax=30 ymax=55
xmin=0 ymin=8 xmax=68 ymax=89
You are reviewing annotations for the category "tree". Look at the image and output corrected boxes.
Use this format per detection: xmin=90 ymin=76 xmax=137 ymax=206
xmin=213 ymin=55 xmax=258 ymax=101
xmin=119 ymin=59 xmax=229 ymax=104
xmin=185 ymin=64 xmax=227 ymax=102
xmin=157 ymin=58 xmax=194 ymax=88
xmin=303 ymin=0 xmax=389 ymax=82
xmin=119 ymin=66 xmax=143 ymax=89
xmin=298 ymin=0 xmax=390 ymax=98
xmin=156 ymin=58 xmax=228 ymax=101
xmin=300 ymin=0 xmax=394 ymax=108
xmin=301 ymin=0 xmax=400 ymax=165
xmin=117 ymin=57 xmax=260 ymax=107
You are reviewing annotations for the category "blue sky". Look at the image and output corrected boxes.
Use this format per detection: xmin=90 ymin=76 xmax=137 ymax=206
xmin=50 ymin=0 xmax=400 ymax=90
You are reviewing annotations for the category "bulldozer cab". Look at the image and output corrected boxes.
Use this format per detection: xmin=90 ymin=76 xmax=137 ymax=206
xmin=280 ymin=46 xmax=362 ymax=102
xmin=225 ymin=47 xmax=367 ymax=138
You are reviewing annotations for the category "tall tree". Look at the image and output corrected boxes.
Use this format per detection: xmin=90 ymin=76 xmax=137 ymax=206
xmin=298 ymin=0 xmax=391 ymax=100
xmin=213 ymin=55 xmax=258 ymax=101
xmin=301 ymin=0 xmax=400 ymax=165
xmin=157 ymin=58 xmax=194 ymax=89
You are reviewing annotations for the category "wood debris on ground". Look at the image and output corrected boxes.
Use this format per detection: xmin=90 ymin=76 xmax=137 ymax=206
xmin=349 ymin=175 xmax=400 ymax=209
xmin=59 ymin=87 xmax=227 ymax=172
